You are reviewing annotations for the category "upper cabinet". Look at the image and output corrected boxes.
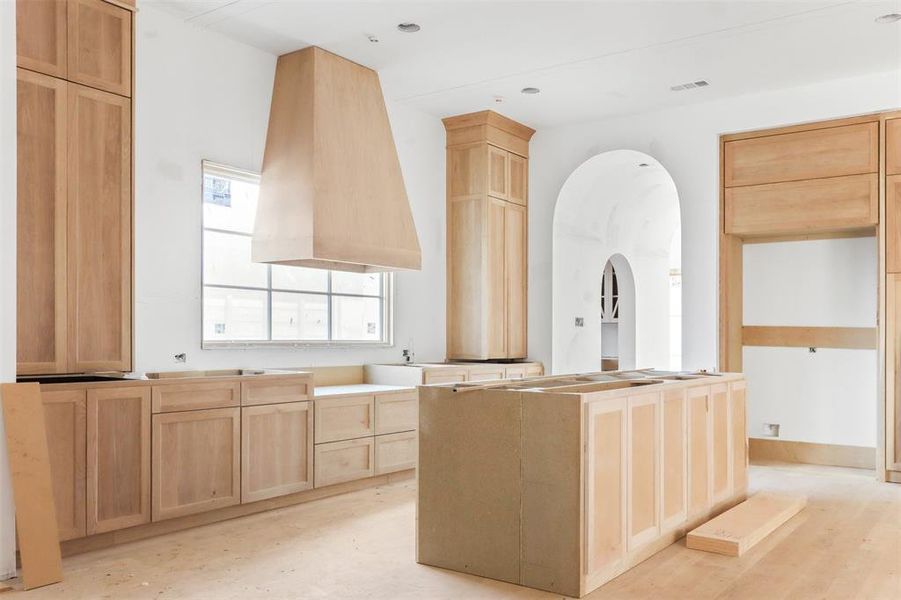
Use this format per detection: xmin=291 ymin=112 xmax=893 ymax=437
xmin=444 ymin=111 xmax=534 ymax=360
xmin=888 ymin=119 xmax=901 ymax=176
xmin=16 ymin=0 xmax=68 ymax=78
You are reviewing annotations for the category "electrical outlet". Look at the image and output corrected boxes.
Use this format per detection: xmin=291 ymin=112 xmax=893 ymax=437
xmin=174 ymin=353 xmax=187 ymax=363
xmin=763 ymin=422 xmax=780 ymax=438
xmin=574 ymin=317 xmax=584 ymax=327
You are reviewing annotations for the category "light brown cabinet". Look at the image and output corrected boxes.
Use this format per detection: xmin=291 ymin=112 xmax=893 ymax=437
xmin=16 ymin=0 xmax=68 ymax=78
xmin=315 ymin=437 xmax=375 ymax=488
xmin=43 ymin=389 xmax=86 ymax=541
xmin=67 ymin=0 xmax=132 ymax=96
xmin=627 ymin=393 xmax=660 ymax=551
xmin=687 ymin=385 xmax=711 ymax=516
xmin=241 ymin=401 xmax=314 ymax=503
xmin=444 ymin=111 xmax=534 ymax=360
xmin=375 ymin=431 xmax=417 ymax=475
xmin=888 ymin=118 xmax=901 ymax=176
xmin=661 ymin=388 xmax=687 ymax=530
xmin=314 ymin=395 xmax=374 ymax=444
xmin=86 ymin=386 xmax=150 ymax=534
xmin=152 ymin=408 xmax=241 ymax=521
xmin=374 ymin=391 xmax=418 ymax=435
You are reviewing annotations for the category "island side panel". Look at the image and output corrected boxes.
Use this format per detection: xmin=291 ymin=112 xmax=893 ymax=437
xmin=417 ymin=386 xmax=523 ymax=584
xmin=521 ymin=392 xmax=584 ymax=597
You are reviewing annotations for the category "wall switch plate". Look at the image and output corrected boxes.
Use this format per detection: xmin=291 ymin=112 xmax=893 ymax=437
xmin=574 ymin=317 xmax=584 ymax=327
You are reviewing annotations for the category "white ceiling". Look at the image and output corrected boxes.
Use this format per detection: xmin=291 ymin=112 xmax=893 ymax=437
xmin=149 ymin=0 xmax=901 ymax=128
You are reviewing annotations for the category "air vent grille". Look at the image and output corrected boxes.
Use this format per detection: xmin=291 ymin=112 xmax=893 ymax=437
xmin=670 ymin=80 xmax=710 ymax=92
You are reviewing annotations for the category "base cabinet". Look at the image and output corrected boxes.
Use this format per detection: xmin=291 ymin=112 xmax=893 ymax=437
xmin=375 ymin=431 xmax=417 ymax=474
xmin=43 ymin=389 xmax=87 ymax=541
xmin=315 ymin=437 xmax=375 ymax=487
xmin=241 ymin=402 xmax=313 ymax=503
xmin=152 ymin=407 xmax=241 ymax=521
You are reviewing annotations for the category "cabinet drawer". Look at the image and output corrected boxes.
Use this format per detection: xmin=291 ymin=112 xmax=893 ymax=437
xmin=423 ymin=370 xmax=468 ymax=385
xmin=724 ymin=122 xmax=878 ymax=187
xmin=315 ymin=395 xmax=374 ymax=443
xmin=241 ymin=377 xmax=312 ymax=406
xmin=724 ymin=173 xmax=877 ymax=237
xmin=152 ymin=381 xmax=240 ymax=413
xmin=467 ymin=367 xmax=506 ymax=382
xmin=504 ymin=365 xmax=528 ymax=379
xmin=525 ymin=363 xmax=544 ymax=377
xmin=375 ymin=431 xmax=417 ymax=474
xmin=314 ymin=438 xmax=374 ymax=488
xmin=374 ymin=391 xmax=418 ymax=435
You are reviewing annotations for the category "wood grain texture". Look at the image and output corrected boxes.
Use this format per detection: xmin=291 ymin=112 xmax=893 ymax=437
xmin=374 ymin=431 xmax=417 ymax=474
xmin=749 ymin=438 xmax=876 ymax=470
xmin=16 ymin=68 xmax=69 ymax=374
xmin=889 ymin=274 xmax=901 ymax=473
xmin=686 ymin=493 xmax=806 ymax=556
xmin=887 ymin=175 xmax=901 ymax=273
xmin=1 ymin=384 xmax=63 ymax=589
xmin=67 ymin=0 xmax=132 ymax=97
xmin=731 ymin=381 xmax=748 ymax=491
xmin=627 ymin=394 xmax=660 ymax=550
xmin=151 ymin=381 xmax=240 ymax=413
xmin=688 ymin=386 xmax=711 ymax=516
xmin=661 ymin=388 xmax=687 ymax=529
xmin=314 ymin=437 xmax=375 ymax=488
xmin=16 ymin=0 xmax=68 ymax=78
xmin=742 ymin=326 xmax=878 ymax=350
xmin=711 ymin=384 xmax=731 ymax=502
xmin=508 ymin=153 xmax=528 ymax=206
xmin=373 ymin=391 xmax=417 ymax=435
xmin=241 ymin=376 xmax=311 ymax=406
xmin=241 ymin=402 xmax=314 ymax=502
xmin=505 ymin=201 xmax=528 ymax=359
xmin=887 ymin=118 xmax=901 ymax=176
xmin=314 ymin=394 xmax=374 ymax=443
xmin=43 ymin=389 xmax=87 ymax=541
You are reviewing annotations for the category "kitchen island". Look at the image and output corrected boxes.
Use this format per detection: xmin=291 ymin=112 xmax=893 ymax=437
xmin=417 ymin=369 xmax=747 ymax=597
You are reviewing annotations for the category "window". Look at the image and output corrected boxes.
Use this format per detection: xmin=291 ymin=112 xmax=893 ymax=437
xmin=201 ymin=161 xmax=392 ymax=346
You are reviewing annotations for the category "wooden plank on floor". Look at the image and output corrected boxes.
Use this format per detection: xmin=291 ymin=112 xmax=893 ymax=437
xmin=1 ymin=383 xmax=62 ymax=589
xmin=686 ymin=493 xmax=806 ymax=557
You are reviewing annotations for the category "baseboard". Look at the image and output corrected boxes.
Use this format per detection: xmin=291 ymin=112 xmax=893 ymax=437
xmin=749 ymin=438 xmax=876 ymax=470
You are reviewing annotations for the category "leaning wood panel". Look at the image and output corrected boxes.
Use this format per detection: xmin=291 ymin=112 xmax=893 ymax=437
xmin=1 ymin=383 xmax=63 ymax=589
xmin=742 ymin=326 xmax=878 ymax=350
xmin=43 ymin=389 xmax=87 ymax=541
xmin=723 ymin=122 xmax=878 ymax=187
xmin=724 ymin=173 xmax=877 ymax=237
xmin=686 ymin=493 xmax=806 ymax=556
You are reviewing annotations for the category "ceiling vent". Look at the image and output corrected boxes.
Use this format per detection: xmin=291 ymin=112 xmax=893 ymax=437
xmin=670 ymin=80 xmax=710 ymax=92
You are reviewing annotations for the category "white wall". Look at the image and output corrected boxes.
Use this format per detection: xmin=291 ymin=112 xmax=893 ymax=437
xmin=530 ymin=69 xmax=901 ymax=372
xmin=0 ymin=0 xmax=16 ymax=580
xmin=134 ymin=7 xmax=447 ymax=372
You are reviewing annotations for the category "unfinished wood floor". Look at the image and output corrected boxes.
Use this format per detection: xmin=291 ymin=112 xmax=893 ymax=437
xmin=13 ymin=463 xmax=901 ymax=599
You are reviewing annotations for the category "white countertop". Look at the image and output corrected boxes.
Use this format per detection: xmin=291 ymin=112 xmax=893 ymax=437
xmin=314 ymin=383 xmax=415 ymax=397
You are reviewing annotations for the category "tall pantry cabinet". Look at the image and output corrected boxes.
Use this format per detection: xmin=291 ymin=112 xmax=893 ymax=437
xmin=16 ymin=0 xmax=135 ymax=374
xmin=444 ymin=111 xmax=535 ymax=360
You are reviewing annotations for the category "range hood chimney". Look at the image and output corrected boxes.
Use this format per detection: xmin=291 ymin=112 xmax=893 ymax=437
xmin=252 ymin=46 xmax=421 ymax=273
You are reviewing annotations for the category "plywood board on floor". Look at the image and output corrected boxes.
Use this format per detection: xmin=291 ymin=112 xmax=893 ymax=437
xmin=686 ymin=492 xmax=806 ymax=557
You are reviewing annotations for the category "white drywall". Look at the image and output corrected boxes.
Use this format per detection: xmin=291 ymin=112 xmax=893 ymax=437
xmin=134 ymin=7 xmax=447 ymax=372
xmin=0 ymin=0 xmax=17 ymax=579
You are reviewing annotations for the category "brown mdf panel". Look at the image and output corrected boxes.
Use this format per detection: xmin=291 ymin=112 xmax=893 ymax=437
xmin=374 ymin=431 xmax=417 ymax=474
xmin=314 ymin=395 xmax=374 ymax=443
xmin=627 ymin=394 xmax=660 ymax=550
xmin=314 ymin=437 xmax=375 ymax=488
xmin=447 ymin=144 xmax=487 ymax=197
xmin=374 ymin=391 xmax=418 ymax=435
xmin=731 ymin=382 xmax=748 ymax=491
xmin=723 ymin=122 xmax=878 ymax=187
xmin=86 ymin=386 xmax=150 ymax=534
xmin=151 ymin=381 xmax=241 ymax=413
xmin=585 ymin=398 xmax=627 ymax=578
xmin=68 ymin=83 xmax=132 ymax=372
xmin=152 ymin=408 xmax=241 ymax=521
xmin=508 ymin=154 xmax=528 ymax=206
xmin=688 ymin=387 xmax=711 ymax=515
xmin=661 ymin=389 xmax=687 ymax=529
xmin=16 ymin=69 xmax=68 ymax=375
xmin=887 ymin=118 xmax=901 ymax=176
xmin=487 ymin=197 xmax=507 ymax=358
xmin=505 ymin=201 xmax=528 ymax=359
xmin=43 ymin=389 xmax=87 ymax=541
xmin=67 ymin=0 xmax=132 ymax=96
xmin=488 ymin=145 xmax=509 ymax=200
xmin=887 ymin=175 xmax=901 ymax=273
xmin=242 ymin=402 xmax=313 ymax=502
xmin=447 ymin=196 xmax=484 ymax=359
xmin=16 ymin=0 xmax=67 ymax=78
xmin=724 ymin=173 xmax=878 ymax=237
xmin=241 ymin=377 xmax=311 ymax=406
xmin=711 ymin=385 xmax=731 ymax=502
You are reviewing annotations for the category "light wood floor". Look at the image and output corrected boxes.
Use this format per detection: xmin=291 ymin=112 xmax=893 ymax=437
xmin=13 ymin=463 xmax=901 ymax=599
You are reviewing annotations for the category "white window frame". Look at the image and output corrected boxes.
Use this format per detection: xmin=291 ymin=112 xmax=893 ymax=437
xmin=200 ymin=161 xmax=394 ymax=349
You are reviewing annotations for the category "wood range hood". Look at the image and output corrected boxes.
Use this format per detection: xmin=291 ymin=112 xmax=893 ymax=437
xmin=252 ymin=46 xmax=421 ymax=273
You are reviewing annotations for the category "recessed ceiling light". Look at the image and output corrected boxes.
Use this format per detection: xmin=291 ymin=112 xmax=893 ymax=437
xmin=670 ymin=79 xmax=710 ymax=92
xmin=367 ymin=34 xmax=379 ymax=43
xmin=521 ymin=87 xmax=541 ymax=95
xmin=397 ymin=22 xmax=421 ymax=33
xmin=638 ymin=163 xmax=650 ymax=168
xmin=876 ymin=13 xmax=901 ymax=23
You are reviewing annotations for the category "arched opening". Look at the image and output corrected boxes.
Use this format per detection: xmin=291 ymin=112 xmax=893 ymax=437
xmin=552 ymin=149 xmax=681 ymax=374
xmin=600 ymin=254 xmax=636 ymax=370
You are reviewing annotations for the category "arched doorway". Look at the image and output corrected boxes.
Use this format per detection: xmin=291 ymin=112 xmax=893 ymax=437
xmin=600 ymin=255 xmax=636 ymax=370
xmin=552 ymin=150 xmax=681 ymax=374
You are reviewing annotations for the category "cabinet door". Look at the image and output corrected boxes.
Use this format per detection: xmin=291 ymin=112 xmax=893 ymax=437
xmin=16 ymin=0 xmax=67 ymax=77
xmin=730 ymin=381 xmax=748 ymax=492
xmin=508 ymin=154 xmax=528 ymax=206
xmin=661 ymin=388 xmax=687 ymax=530
xmin=447 ymin=196 xmax=484 ymax=359
xmin=87 ymin=386 xmax=150 ymax=534
xmin=43 ymin=389 xmax=86 ymax=541
xmin=888 ymin=119 xmax=901 ymax=176
xmin=152 ymin=407 xmax=241 ymax=521
xmin=887 ymin=275 xmax=901 ymax=473
xmin=67 ymin=0 xmax=132 ymax=96
xmin=487 ymin=145 xmax=508 ymax=199
xmin=17 ymin=69 xmax=69 ymax=375
xmin=67 ymin=83 xmax=131 ymax=372
xmin=584 ymin=398 xmax=627 ymax=579
xmin=314 ymin=395 xmax=374 ymax=443
xmin=487 ymin=197 xmax=507 ymax=357
xmin=887 ymin=176 xmax=901 ymax=273
xmin=687 ymin=386 xmax=711 ymax=516
xmin=242 ymin=402 xmax=313 ymax=503
xmin=374 ymin=431 xmax=417 ymax=474
xmin=710 ymin=384 xmax=731 ymax=502
xmin=374 ymin=391 xmax=418 ymax=435
xmin=505 ymin=201 xmax=527 ymax=358
xmin=314 ymin=437 xmax=375 ymax=488
xmin=627 ymin=393 xmax=660 ymax=550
